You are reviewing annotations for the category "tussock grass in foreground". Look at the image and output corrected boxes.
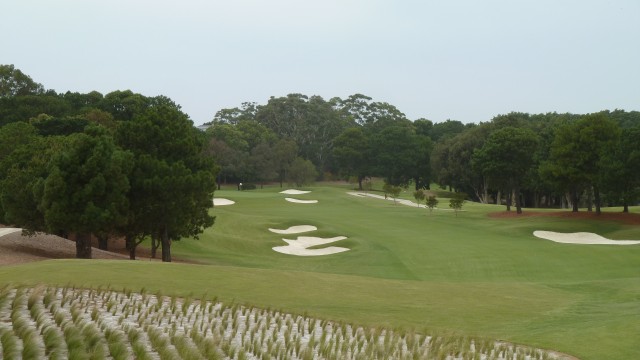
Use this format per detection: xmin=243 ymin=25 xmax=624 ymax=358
xmin=0 ymin=285 xmax=570 ymax=359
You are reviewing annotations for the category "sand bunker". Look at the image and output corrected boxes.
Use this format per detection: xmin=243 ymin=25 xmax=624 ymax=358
xmin=280 ymin=189 xmax=311 ymax=195
xmin=213 ymin=198 xmax=235 ymax=206
xmin=269 ymin=225 xmax=317 ymax=234
xmin=0 ymin=228 xmax=22 ymax=237
xmin=533 ymin=231 xmax=640 ymax=245
xmin=273 ymin=236 xmax=349 ymax=256
xmin=285 ymin=198 xmax=318 ymax=204
xmin=347 ymin=192 xmax=453 ymax=210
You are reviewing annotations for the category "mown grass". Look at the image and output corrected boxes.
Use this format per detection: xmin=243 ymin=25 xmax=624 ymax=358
xmin=1 ymin=183 xmax=639 ymax=359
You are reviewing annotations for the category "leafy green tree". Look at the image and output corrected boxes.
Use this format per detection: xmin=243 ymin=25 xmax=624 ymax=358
xmin=472 ymin=127 xmax=538 ymax=213
xmin=430 ymin=119 xmax=466 ymax=142
xmin=287 ymin=157 xmax=317 ymax=187
xmin=383 ymin=182 xmax=402 ymax=204
xmin=333 ymin=127 xmax=370 ymax=189
xmin=599 ymin=125 xmax=640 ymax=212
xmin=413 ymin=189 xmax=425 ymax=207
xmin=273 ymin=139 xmax=298 ymax=187
xmin=0 ymin=94 xmax=71 ymax=126
xmin=543 ymin=113 xmax=620 ymax=213
xmin=256 ymin=94 xmax=349 ymax=172
xmin=0 ymin=64 xmax=44 ymax=98
xmin=434 ymin=125 xmax=489 ymax=202
xmin=117 ymin=104 xmax=217 ymax=261
xmin=449 ymin=193 xmax=466 ymax=216
xmin=0 ymin=122 xmax=55 ymax=229
xmin=40 ymin=127 xmax=133 ymax=258
xmin=370 ymin=120 xmax=420 ymax=186
xmin=251 ymin=141 xmax=278 ymax=188
xmin=426 ymin=195 xmax=439 ymax=213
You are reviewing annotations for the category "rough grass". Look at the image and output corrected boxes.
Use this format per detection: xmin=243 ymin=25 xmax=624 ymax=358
xmin=1 ymin=184 xmax=639 ymax=359
xmin=0 ymin=286 xmax=560 ymax=359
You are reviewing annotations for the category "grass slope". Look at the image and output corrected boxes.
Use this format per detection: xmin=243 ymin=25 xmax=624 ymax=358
xmin=2 ymin=184 xmax=639 ymax=359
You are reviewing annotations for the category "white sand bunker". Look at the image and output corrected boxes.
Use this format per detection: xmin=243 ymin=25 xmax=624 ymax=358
xmin=533 ymin=231 xmax=640 ymax=245
xmin=347 ymin=191 xmax=453 ymax=210
xmin=273 ymin=236 xmax=349 ymax=256
xmin=0 ymin=228 xmax=22 ymax=237
xmin=285 ymin=198 xmax=318 ymax=204
xmin=213 ymin=198 xmax=235 ymax=206
xmin=269 ymin=225 xmax=317 ymax=234
xmin=280 ymin=189 xmax=311 ymax=195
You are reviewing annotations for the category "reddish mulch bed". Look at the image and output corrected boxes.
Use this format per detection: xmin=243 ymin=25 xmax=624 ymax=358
xmin=488 ymin=210 xmax=640 ymax=225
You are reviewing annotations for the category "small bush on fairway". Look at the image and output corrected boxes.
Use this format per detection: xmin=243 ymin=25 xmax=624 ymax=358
xmin=449 ymin=193 xmax=466 ymax=215
xmin=426 ymin=195 xmax=438 ymax=213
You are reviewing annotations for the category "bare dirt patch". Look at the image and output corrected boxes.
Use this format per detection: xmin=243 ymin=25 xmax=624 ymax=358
xmin=0 ymin=230 xmax=128 ymax=266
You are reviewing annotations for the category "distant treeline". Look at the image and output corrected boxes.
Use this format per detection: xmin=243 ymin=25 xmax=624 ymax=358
xmin=1 ymin=65 xmax=639 ymax=262
xmin=205 ymin=94 xmax=640 ymax=214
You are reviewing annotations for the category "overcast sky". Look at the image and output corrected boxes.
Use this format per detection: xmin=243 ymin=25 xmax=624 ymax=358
xmin=3 ymin=1 xmax=639 ymax=125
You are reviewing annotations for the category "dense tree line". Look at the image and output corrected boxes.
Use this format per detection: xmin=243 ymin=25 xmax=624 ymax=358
xmin=207 ymin=96 xmax=639 ymax=214
xmin=0 ymin=65 xmax=217 ymax=261
xmin=2 ymin=63 xmax=639 ymax=265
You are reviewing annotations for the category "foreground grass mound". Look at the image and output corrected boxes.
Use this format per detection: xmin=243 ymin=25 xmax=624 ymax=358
xmin=0 ymin=285 xmax=562 ymax=359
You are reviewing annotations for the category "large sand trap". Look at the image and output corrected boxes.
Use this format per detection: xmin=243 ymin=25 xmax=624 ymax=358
xmin=273 ymin=236 xmax=350 ymax=256
xmin=269 ymin=225 xmax=317 ymax=234
xmin=280 ymin=189 xmax=311 ymax=195
xmin=285 ymin=198 xmax=318 ymax=204
xmin=213 ymin=198 xmax=235 ymax=206
xmin=0 ymin=228 xmax=22 ymax=237
xmin=533 ymin=231 xmax=640 ymax=245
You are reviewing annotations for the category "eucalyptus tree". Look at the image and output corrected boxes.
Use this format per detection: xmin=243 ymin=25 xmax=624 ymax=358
xmin=599 ymin=125 xmax=640 ymax=212
xmin=333 ymin=126 xmax=370 ymax=189
xmin=255 ymin=94 xmax=347 ymax=173
xmin=369 ymin=119 xmax=420 ymax=186
xmin=0 ymin=64 xmax=44 ymax=98
xmin=543 ymin=113 xmax=620 ymax=213
xmin=472 ymin=127 xmax=538 ymax=213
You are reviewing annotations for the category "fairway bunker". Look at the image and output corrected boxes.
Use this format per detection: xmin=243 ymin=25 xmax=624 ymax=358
xmin=0 ymin=228 xmax=21 ymax=237
xmin=280 ymin=189 xmax=311 ymax=195
xmin=347 ymin=192 xmax=454 ymax=210
xmin=213 ymin=198 xmax=235 ymax=206
xmin=285 ymin=198 xmax=318 ymax=204
xmin=533 ymin=231 xmax=640 ymax=245
xmin=269 ymin=225 xmax=317 ymax=234
xmin=273 ymin=236 xmax=349 ymax=256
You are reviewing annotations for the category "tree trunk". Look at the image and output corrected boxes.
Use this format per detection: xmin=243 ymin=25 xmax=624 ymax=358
xmin=496 ymin=190 xmax=501 ymax=205
xmin=126 ymin=234 xmax=136 ymax=260
xmin=161 ymin=226 xmax=171 ymax=262
xmin=623 ymin=201 xmax=629 ymax=213
xmin=515 ymin=184 xmax=523 ymax=214
xmin=97 ymin=235 xmax=108 ymax=251
xmin=571 ymin=189 xmax=579 ymax=212
xmin=505 ymin=190 xmax=511 ymax=212
xmin=76 ymin=232 xmax=92 ymax=259
xmin=594 ymin=186 xmax=602 ymax=215
xmin=358 ymin=176 xmax=363 ymax=191
xmin=151 ymin=234 xmax=159 ymax=259
xmin=587 ymin=187 xmax=593 ymax=212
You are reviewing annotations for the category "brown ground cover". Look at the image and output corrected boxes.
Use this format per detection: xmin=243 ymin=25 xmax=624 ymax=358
xmin=0 ymin=226 xmax=192 ymax=266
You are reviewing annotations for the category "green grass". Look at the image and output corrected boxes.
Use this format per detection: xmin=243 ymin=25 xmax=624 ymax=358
xmin=1 ymin=183 xmax=640 ymax=359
